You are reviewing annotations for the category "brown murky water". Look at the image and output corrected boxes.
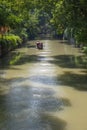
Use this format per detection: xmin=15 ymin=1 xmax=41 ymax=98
xmin=0 ymin=40 xmax=87 ymax=130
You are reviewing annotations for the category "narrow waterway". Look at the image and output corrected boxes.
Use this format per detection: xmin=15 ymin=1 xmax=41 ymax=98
xmin=0 ymin=40 xmax=87 ymax=130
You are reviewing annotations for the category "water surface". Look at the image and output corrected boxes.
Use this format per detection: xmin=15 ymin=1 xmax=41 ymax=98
xmin=0 ymin=40 xmax=87 ymax=130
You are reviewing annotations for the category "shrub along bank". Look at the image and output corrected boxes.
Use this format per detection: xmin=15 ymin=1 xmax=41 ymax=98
xmin=0 ymin=34 xmax=22 ymax=57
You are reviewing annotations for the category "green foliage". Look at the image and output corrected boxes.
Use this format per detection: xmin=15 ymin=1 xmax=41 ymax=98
xmin=6 ymin=35 xmax=22 ymax=46
xmin=10 ymin=53 xmax=22 ymax=65
xmin=7 ymin=14 xmax=23 ymax=28
xmin=51 ymin=0 xmax=87 ymax=43
xmin=0 ymin=0 xmax=87 ymax=43
xmin=20 ymin=28 xmax=28 ymax=39
xmin=0 ymin=35 xmax=22 ymax=53
xmin=75 ymin=28 xmax=87 ymax=43
xmin=0 ymin=1 xmax=10 ymax=26
xmin=83 ymin=47 xmax=87 ymax=54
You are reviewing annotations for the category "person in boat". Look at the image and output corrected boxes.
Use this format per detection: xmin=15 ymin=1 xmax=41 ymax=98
xmin=36 ymin=41 xmax=40 ymax=47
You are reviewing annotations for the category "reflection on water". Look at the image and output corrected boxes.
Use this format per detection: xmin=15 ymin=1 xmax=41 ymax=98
xmin=49 ymin=55 xmax=87 ymax=69
xmin=29 ymin=75 xmax=59 ymax=85
xmin=58 ymin=71 xmax=87 ymax=90
xmin=0 ymin=40 xmax=87 ymax=130
xmin=0 ymin=85 xmax=68 ymax=130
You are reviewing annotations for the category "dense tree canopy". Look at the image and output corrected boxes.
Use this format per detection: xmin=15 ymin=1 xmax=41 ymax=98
xmin=0 ymin=0 xmax=87 ymax=43
xmin=51 ymin=0 xmax=87 ymax=43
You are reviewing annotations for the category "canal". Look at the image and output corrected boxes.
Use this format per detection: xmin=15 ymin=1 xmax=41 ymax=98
xmin=0 ymin=40 xmax=87 ymax=130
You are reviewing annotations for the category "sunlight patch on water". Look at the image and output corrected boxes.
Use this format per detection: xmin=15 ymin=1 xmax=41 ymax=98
xmin=33 ymin=94 xmax=41 ymax=97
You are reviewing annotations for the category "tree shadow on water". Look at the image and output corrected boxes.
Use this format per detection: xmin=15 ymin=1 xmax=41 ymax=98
xmin=40 ymin=114 xmax=67 ymax=130
xmin=0 ymin=85 xmax=68 ymax=130
xmin=0 ymin=51 xmax=46 ymax=71
xmin=0 ymin=51 xmax=25 ymax=70
xmin=15 ymin=55 xmax=45 ymax=65
xmin=58 ymin=71 xmax=87 ymax=91
xmin=50 ymin=55 xmax=87 ymax=69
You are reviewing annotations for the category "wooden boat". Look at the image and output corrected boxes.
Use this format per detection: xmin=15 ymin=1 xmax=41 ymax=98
xmin=36 ymin=42 xmax=43 ymax=49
